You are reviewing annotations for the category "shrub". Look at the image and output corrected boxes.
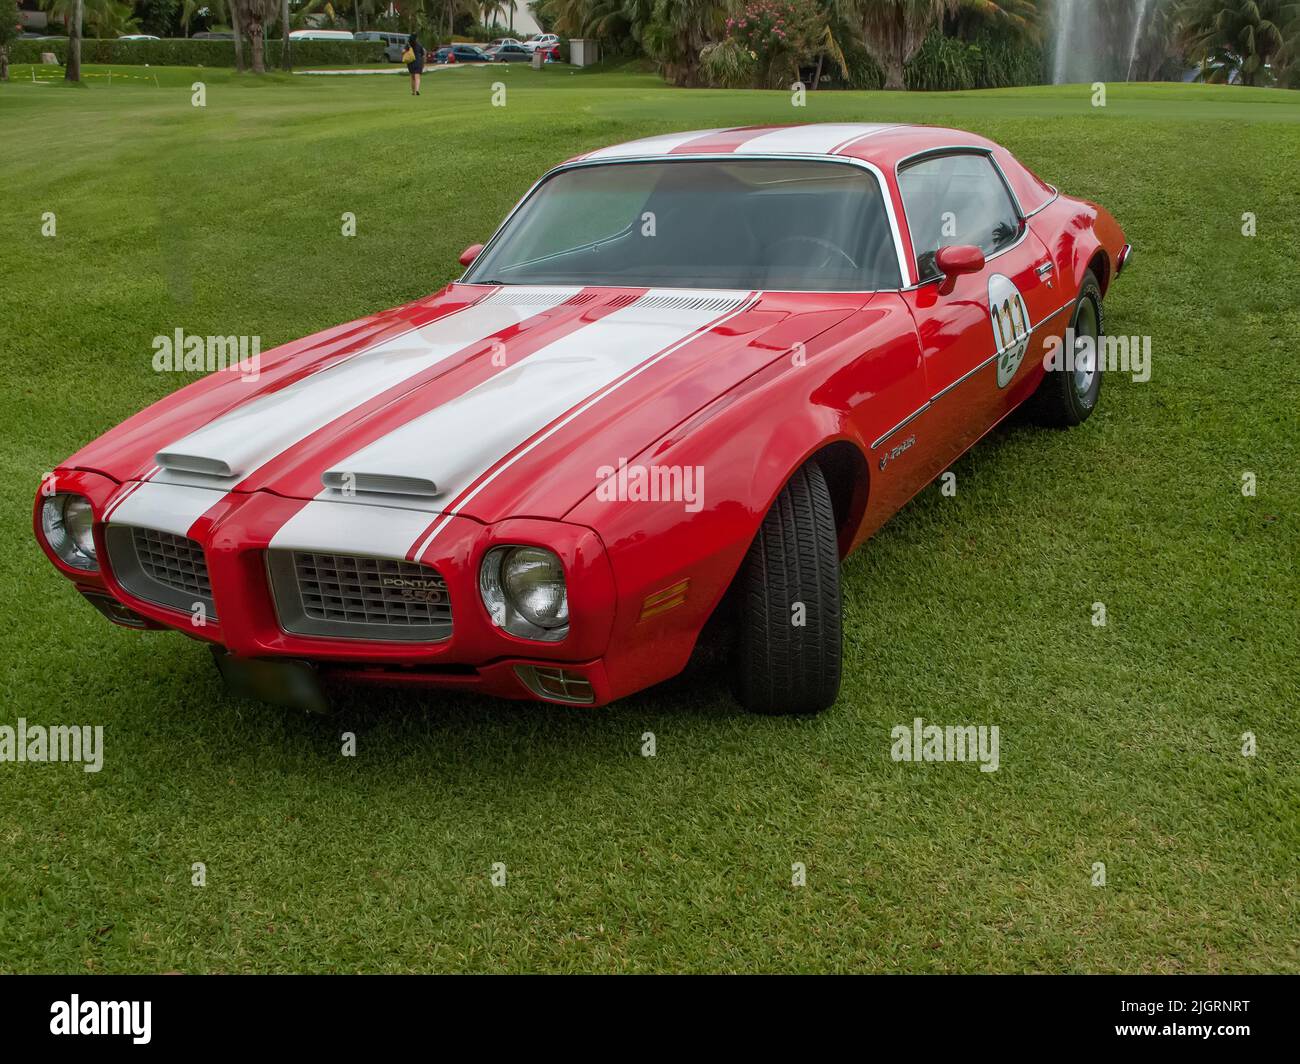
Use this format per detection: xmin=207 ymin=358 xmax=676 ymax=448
xmin=904 ymin=30 xmax=1044 ymax=91
xmin=720 ymin=0 xmax=823 ymax=89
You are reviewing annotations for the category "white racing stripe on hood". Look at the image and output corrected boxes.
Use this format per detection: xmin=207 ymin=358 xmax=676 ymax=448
xmin=267 ymin=499 xmax=448 ymax=558
xmin=312 ymin=289 xmax=752 ymax=516
xmin=268 ymin=290 xmax=756 ymax=558
xmin=152 ymin=287 xmax=581 ymax=487
xmin=106 ymin=481 xmax=227 ymax=537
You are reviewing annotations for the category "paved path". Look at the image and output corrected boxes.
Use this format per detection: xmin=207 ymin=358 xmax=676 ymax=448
xmin=295 ymin=65 xmax=493 ymax=76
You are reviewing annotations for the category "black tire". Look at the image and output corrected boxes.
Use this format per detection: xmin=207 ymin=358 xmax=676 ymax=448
xmin=1029 ymin=270 xmax=1104 ymax=427
xmin=733 ymin=461 xmax=842 ymax=715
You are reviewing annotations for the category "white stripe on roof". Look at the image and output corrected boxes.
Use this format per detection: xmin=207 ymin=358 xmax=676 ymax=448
xmin=582 ymin=129 xmax=732 ymax=160
xmin=731 ymin=124 xmax=898 ymax=156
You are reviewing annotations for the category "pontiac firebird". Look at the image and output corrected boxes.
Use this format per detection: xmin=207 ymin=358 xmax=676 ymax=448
xmin=34 ymin=124 xmax=1131 ymax=715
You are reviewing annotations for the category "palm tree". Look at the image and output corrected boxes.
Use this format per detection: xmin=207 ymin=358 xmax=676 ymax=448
xmin=230 ymin=0 xmax=280 ymax=71
xmin=544 ymin=0 xmax=637 ymax=41
xmin=949 ymin=0 xmax=1039 ymax=39
xmin=839 ymin=0 xmax=1035 ymax=89
xmin=281 ymin=0 xmax=292 ymax=69
xmin=230 ymin=0 xmax=245 ymax=68
xmin=1178 ymin=0 xmax=1298 ymax=85
xmin=641 ymin=0 xmax=726 ymax=86
xmin=66 ymin=0 xmax=82 ymax=81
xmin=0 ymin=0 xmax=19 ymax=82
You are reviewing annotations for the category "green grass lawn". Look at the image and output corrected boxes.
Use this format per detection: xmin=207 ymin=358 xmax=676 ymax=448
xmin=0 ymin=66 xmax=1296 ymax=973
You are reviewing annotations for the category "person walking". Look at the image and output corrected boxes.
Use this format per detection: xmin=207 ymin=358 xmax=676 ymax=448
xmin=403 ymin=34 xmax=425 ymax=96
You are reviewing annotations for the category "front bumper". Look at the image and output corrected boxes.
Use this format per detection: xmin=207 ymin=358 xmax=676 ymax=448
xmin=35 ymin=469 xmax=620 ymax=706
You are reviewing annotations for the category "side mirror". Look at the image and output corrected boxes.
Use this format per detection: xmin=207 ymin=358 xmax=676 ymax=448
xmin=935 ymin=244 xmax=985 ymax=294
xmin=458 ymin=243 xmax=484 ymax=268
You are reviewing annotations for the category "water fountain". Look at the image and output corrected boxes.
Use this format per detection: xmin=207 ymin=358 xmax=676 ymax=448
xmin=1126 ymin=0 xmax=1153 ymax=81
xmin=1052 ymin=0 xmax=1080 ymax=85
xmin=1052 ymin=0 xmax=1157 ymax=84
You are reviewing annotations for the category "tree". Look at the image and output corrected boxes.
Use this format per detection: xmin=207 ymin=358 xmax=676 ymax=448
xmin=642 ymin=0 xmax=727 ymax=86
xmin=136 ymin=0 xmax=182 ymax=35
xmin=0 ymin=0 xmax=18 ymax=82
xmin=230 ymin=0 xmax=278 ymax=72
xmin=230 ymin=0 xmax=245 ymax=69
xmin=1124 ymin=0 xmax=1182 ymax=82
xmin=543 ymin=0 xmax=637 ymax=41
xmin=182 ymin=0 xmax=229 ymax=35
xmin=281 ymin=0 xmax=291 ymax=69
xmin=42 ymin=0 xmax=140 ymax=36
xmin=66 ymin=0 xmax=82 ymax=81
xmin=1178 ymin=0 xmax=1299 ymax=85
xmin=840 ymin=0 xmax=1035 ymax=89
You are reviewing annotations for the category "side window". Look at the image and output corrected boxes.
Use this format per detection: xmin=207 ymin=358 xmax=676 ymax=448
xmin=898 ymin=153 xmax=1022 ymax=282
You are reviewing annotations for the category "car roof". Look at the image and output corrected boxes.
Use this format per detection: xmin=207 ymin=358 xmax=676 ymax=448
xmin=562 ymin=123 xmax=1056 ymax=215
xmin=570 ymin=123 xmax=1013 ymax=169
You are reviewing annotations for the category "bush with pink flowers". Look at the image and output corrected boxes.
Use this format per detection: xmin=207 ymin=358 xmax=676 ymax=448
xmin=714 ymin=0 xmax=823 ymax=89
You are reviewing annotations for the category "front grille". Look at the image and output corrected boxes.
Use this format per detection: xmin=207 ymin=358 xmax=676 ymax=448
xmin=267 ymin=551 xmax=452 ymax=642
xmin=104 ymin=525 xmax=218 ymax=619
xmin=134 ymin=527 xmax=213 ymax=601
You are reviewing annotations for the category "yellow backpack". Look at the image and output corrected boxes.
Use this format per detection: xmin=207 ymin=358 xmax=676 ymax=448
xmin=402 ymin=46 xmax=415 ymax=63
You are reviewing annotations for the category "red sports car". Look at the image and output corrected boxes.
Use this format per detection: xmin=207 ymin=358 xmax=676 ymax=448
xmin=34 ymin=124 xmax=1130 ymax=715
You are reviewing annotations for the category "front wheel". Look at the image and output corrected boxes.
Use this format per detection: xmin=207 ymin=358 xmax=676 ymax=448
xmin=733 ymin=462 xmax=843 ymax=715
xmin=1030 ymin=270 xmax=1104 ymax=427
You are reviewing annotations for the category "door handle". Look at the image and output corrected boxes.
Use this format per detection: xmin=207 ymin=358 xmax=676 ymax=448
xmin=1035 ymin=261 xmax=1055 ymax=277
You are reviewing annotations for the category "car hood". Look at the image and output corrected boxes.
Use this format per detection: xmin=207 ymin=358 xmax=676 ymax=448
xmin=67 ymin=284 xmax=870 ymax=525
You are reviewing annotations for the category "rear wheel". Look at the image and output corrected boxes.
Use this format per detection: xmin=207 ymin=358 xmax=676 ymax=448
xmin=733 ymin=462 xmax=842 ymax=715
xmin=1030 ymin=270 xmax=1104 ymax=427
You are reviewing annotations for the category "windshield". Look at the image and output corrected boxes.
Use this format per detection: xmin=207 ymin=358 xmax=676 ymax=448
xmin=463 ymin=159 xmax=902 ymax=291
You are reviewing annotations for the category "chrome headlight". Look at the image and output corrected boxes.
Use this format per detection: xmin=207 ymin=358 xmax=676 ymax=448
xmin=479 ymin=545 xmax=568 ymax=641
xmin=41 ymin=493 xmax=98 ymax=571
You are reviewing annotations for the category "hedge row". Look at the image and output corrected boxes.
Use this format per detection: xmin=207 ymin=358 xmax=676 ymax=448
xmin=824 ymin=31 xmax=1044 ymax=92
xmin=8 ymin=37 xmax=388 ymax=68
xmin=905 ymin=31 xmax=1045 ymax=91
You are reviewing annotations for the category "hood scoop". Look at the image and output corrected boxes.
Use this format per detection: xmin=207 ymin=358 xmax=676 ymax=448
xmin=320 ymin=471 xmax=440 ymax=498
xmin=154 ymin=451 xmax=238 ymax=479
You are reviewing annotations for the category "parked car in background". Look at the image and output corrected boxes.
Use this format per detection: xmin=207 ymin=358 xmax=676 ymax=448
xmin=118 ymin=34 xmax=161 ymax=40
xmin=539 ymin=43 xmax=562 ymax=62
xmin=432 ymin=44 xmax=494 ymax=64
xmin=523 ymin=33 xmax=560 ymax=53
xmin=289 ymin=29 xmax=355 ymax=41
xmin=354 ymin=30 xmax=409 ymax=63
xmin=490 ymin=38 xmax=525 ymax=48
xmin=485 ymin=43 xmax=531 ymax=62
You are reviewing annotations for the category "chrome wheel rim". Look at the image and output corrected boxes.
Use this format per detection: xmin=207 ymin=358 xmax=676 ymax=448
xmin=1073 ymin=298 xmax=1099 ymax=397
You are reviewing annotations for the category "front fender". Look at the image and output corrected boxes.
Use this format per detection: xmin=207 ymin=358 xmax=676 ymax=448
xmin=566 ymin=358 xmax=869 ymax=701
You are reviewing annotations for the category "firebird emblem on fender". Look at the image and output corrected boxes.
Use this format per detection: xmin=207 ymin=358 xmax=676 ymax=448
xmin=878 ymin=434 xmax=916 ymax=472
xmin=988 ymin=273 xmax=1031 ymax=389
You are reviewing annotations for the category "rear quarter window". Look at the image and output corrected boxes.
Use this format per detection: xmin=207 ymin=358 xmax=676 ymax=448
xmin=994 ymin=148 xmax=1055 ymax=214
